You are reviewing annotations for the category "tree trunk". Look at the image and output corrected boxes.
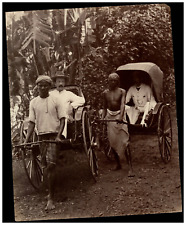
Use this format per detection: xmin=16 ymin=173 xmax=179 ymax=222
xmin=68 ymin=60 xmax=78 ymax=84
xmin=32 ymin=52 xmax=39 ymax=76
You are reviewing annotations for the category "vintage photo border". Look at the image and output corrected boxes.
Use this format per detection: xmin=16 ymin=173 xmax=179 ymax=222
xmin=2 ymin=2 xmax=183 ymax=222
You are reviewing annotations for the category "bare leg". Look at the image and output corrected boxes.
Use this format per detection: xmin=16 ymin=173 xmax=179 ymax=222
xmin=45 ymin=164 xmax=56 ymax=210
xmin=125 ymin=145 xmax=135 ymax=177
xmin=112 ymin=148 xmax=121 ymax=170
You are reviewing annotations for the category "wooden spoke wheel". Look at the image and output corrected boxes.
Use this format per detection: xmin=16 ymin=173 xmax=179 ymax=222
xmin=21 ymin=147 xmax=43 ymax=191
xmin=82 ymin=110 xmax=98 ymax=181
xmin=157 ymin=105 xmax=172 ymax=163
xmin=20 ymin=123 xmax=43 ymax=191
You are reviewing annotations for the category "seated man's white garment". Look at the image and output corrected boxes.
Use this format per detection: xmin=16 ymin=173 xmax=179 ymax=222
xmin=125 ymin=84 xmax=156 ymax=125
xmin=50 ymin=89 xmax=85 ymax=137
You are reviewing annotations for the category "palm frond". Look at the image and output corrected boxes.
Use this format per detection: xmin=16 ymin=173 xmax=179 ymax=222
xmin=36 ymin=31 xmax=51 ymax=43
xmin=21 ymin=34 xmax=33 ymax=51
xmin=20 ymin=11 xmax=52 ymax=53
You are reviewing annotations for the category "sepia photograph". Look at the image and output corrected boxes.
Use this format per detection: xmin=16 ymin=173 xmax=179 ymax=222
xmin=4 ymin=2 xmax=183 ymax=222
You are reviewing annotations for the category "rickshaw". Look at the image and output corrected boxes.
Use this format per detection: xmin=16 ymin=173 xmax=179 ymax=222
xmin=14 ymin=85 xmax=98 ymax=191
xmin=98 ymin=62 xmax=172 ymax=164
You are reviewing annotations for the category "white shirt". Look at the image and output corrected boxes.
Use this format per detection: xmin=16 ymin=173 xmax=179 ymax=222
xmin=29 ymin=94 xmax=66 ymax=135
xmin=50 ymin=89 xmax=85 ymax=110
xmin=126 ymin=83 xmax=155 ymax=108
xmin=49 ymin=89 xmax=85 ymax=138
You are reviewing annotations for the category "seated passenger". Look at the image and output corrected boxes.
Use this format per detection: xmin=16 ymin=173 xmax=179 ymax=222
xmin=50 ymin=71 xmax=85 ymax=137
xmin=125 ymin=71 xmax=156 ymax=126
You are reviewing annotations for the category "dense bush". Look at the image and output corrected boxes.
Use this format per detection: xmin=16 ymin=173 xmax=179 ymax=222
xmin=79 ymin=4 xmax=176 ymax=109
xmin=7 ymin=4 xmax=176 ymax=113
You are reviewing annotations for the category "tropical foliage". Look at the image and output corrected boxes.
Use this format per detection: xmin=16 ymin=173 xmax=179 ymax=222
xmin=80 ymin=4 xmax=175 ymax=109
xmin=6 ymin=4 xmax=176 ymax=119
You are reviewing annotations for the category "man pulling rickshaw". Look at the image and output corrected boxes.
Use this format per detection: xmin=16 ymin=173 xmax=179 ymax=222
xmin=101 ymin=73 xmax=134 ymax=177
xmin=24 ymin=75 xmax=67 ymax=210
xmin=24 ymin=73 xmax=85 ymax=210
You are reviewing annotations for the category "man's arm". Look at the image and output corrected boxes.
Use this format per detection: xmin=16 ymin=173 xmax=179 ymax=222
xmin=25 ymin=99 xmax=35 ymax=143
xmin=141 ymin=85 xmax=156 ymax=126
xmin=125 ymin=87 xmax=131 ymax=104
xmin=56 ymin=96 xmax=68 ymax=140
xmin=55 ymin=117 xmax=65 ymax=141
xmin=70 ymin=92 xmax=85 ymax=109
xmin=25 ymin=121 xmax=35 ymax=143
xmin=147 ymin=85 xmax=156 ymax=102
xmin=118 ymin=89 xmax=126 ymax=121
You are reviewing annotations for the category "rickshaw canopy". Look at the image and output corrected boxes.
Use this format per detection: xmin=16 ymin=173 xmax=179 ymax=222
xmin=116 ymin=62 xmax=163 ymax=102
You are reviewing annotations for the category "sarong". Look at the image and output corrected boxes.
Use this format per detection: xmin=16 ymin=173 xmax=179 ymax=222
xmin=38 ymin=133 xmax=59 ymax=168
xmin=106 ymin=109 xmax=129 ymax=162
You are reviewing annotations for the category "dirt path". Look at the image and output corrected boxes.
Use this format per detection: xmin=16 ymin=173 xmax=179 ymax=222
xmin=12 ymin=110 xmax=182 ymax=222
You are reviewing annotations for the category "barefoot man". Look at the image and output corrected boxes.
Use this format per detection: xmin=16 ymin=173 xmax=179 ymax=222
xmin=101 ymin=73 xmax=134 ymax=177
xmin=25 ymin=75 xmax=67 ymax=210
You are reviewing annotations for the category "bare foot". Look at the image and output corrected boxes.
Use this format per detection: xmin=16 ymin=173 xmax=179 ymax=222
xmin=45 ymin=199 xmax=55 ymax=211
xmin=128 ymin=170 xmax=135 ymax=177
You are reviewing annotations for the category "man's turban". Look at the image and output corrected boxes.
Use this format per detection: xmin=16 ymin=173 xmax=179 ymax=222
xmin=36 ymin=75 xmax=52 ymax=85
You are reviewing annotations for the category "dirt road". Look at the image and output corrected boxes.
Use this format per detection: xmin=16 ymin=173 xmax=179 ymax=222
xmin=12 ymin=109 xmax=182 ymax=222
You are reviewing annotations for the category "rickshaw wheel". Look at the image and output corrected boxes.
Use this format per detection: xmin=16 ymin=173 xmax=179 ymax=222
xmin=157 ymin=105 xmax=172 ymax=163
xmin=20 ymin=123 xmax=43 ymax=191
xmin=82 ymin=110 xmax=98 ymax=181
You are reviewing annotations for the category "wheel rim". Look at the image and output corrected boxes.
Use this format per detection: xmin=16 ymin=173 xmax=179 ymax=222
xmin=158 ymin=105 xmax=172 ymax=163
xmin=20 ymin=123 xmax=43 ymax=190
xmin=82 ymin=111 xmax=98 ymax=179
xmin=82 ymin=111 xmax=92 ymax=151
xmin=21 ymin=149 xmax=43 ymax=190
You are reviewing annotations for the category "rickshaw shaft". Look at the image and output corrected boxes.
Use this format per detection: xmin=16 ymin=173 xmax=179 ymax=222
xmin=95 ymin=119 xmax=128 ymax=124
xmin=13 ymin=139 xmax=72 ymax=148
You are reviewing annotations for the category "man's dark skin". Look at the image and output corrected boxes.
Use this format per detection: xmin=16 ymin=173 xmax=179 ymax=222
xmin=25 ymin=80 xmax=65 ymax=210
xmin=102 ymin=74 xmax=134 ymax=176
